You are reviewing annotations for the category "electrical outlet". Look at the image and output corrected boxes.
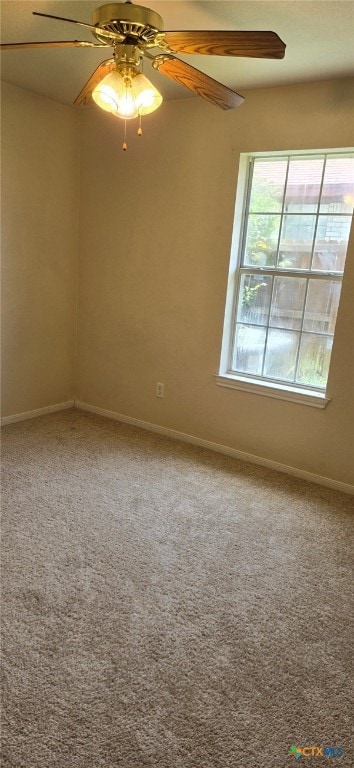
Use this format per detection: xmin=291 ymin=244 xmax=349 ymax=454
xmin=156 ymin=382 xmax=165 ymax=398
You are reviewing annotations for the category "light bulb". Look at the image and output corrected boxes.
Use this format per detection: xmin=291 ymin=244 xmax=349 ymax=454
xmin=132 ymin=74 xmax=163 ymax=115
xmin=118 ymin=85 xmax=139 ymax=118
xmin=92 ymin=71 xmax=125 ymax=113
xmin=137 ymin=89 xmax=155 ymax=108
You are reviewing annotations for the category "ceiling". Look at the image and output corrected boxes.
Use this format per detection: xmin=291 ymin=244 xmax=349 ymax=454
xmin=1 ymin=1 xmax=354 ymax=108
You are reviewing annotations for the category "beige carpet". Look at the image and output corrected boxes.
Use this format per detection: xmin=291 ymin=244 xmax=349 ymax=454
xmin=1 ymin=409 xmax=353 ymax=767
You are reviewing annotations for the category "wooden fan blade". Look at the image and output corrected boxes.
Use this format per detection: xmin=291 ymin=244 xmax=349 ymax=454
xmin=33 ymin=11 xmax=124 ymax=43
xmin=0 ymin=41 xmax=107 ymax=50
xmin=152 ymin=55 xmax=244 ymax=110
xmin=74 ymin=58 xmax=116 ymax=107
xmin=162 ymin=30 xmax=286 ymax=59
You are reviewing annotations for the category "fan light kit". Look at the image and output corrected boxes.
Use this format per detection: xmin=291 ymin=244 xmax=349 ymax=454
xmin=90 ymin=42 xmax=163 ymax=144
xmin=1 ymin=1 xmax=286 ymax=150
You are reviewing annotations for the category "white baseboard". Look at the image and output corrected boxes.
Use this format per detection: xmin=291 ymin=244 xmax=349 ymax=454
xmin=1 ymin=400 xmax=75 ymax=426
xmin=3 ymin=398 xmax=352 ymax=495
xmin=75 ymin=400 xmax=354 ymax=496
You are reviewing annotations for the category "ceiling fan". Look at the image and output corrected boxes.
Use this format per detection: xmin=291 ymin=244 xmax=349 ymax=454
xmin=1 ymin=1 xmax=286 ymax=144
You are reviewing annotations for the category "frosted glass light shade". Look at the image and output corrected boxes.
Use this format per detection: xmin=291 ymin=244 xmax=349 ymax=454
xmin=92 ymin=70 xmax=162 ymax=120
xmin=131 ymin=74 xmax=163 ymax=115
xmin=92 ymin=71 xmax=126 ymax=113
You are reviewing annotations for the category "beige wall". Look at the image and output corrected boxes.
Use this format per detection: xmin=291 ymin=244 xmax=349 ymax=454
xmin=1 ymin=77 xmax=353 ymax=485
xmin=76 ymin=78 xmax=354 ymax=485
xmin=1 ymin=83 xmax=79 ymax=415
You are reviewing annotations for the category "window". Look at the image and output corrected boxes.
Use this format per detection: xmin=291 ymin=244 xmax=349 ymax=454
xmin=217 ymin=151 xmax=354 ymax=407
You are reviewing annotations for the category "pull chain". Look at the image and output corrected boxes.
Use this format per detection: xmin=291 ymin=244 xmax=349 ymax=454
xmin=122 ymin=119 xmax=127 ymax=151
xmin=122 ymin=117 xmax=144 ymax=150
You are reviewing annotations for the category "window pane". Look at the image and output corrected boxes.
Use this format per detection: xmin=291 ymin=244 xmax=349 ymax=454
xmin=232 ymin=324 xmax=266 ymax=374
xmin=278 ymin=214 xmax=316 ymax=269
xmin=284 ymin=156 xmax=324 ymax=213
xmin=264 ymin=329 xmax=299 ymax=381
xmin=303 ymin=280 xmax=341 ymax=334
xmin=312 ymin=215 xmax=352 ymax=271
xmin=243 ymin=214 xmax=280 ymax=267
xmin=249 ymin=158 xmax=287 ymax=212
xmin=237 ymin=274 xmax=272 ymax=325
xmin=320 ymin=155 xmax=354 ymax=214
xmin=296 ymin=334 xmax=333 ymax=389
xmin=225 ymin=151 xmax=353 ymax=395
xmin=269 ymin=277 xmax=306 ymax=330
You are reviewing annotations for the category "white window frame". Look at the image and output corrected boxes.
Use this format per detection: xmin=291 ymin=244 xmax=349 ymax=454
xmin=216 ymin=149 xmax=354 ymax=408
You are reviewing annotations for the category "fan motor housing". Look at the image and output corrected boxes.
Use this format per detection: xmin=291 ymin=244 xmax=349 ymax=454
xmin=92 ymin=3 xmax=163 ymax=44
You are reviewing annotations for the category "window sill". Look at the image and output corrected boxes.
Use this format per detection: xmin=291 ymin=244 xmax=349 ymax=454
xmin=215 ymin=374 xmax=331 ymax=408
